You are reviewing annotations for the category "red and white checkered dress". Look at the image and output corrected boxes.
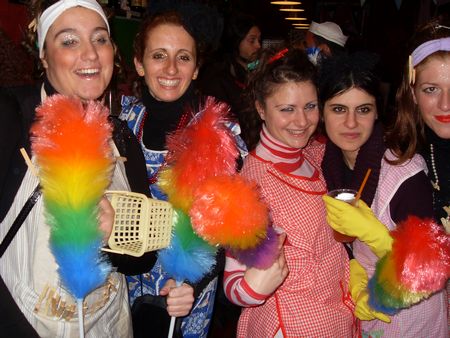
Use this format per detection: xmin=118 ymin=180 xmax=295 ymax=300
xmin=225 ymin=139 xmax=356 ymax=337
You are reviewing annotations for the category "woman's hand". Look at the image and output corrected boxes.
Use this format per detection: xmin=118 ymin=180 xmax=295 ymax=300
xmin=243 ymin=232 xmax=288 ymax=296
xmin=160 ymin=279 xmax=195 ymax=317
xmin=98 ymin=197 xmax=115 ymax=242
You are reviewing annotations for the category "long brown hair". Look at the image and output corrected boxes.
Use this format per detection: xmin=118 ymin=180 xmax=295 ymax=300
xmin=385 ymin=17 xmax=450 ymax=163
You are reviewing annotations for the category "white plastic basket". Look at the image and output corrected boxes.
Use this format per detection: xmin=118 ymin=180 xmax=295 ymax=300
xmin=103 ymin=191 xmax=173 ymax=257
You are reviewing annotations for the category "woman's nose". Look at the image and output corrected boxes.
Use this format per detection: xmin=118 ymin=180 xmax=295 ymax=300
xmin=81 ymin=42 xmax=99 ymax=61
xmin=344 ymin=112 xmax=357 ymax=128
xmin=164 ymin=58 xmax=178 ymax=75
xmin=438 ymin=90 xmax=450 ymax=112
xmin=293 ymin=111 xmax=307 ymax=127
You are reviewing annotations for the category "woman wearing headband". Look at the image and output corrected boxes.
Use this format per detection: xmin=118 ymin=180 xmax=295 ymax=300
xmin=322 ymin=18 xmax=449 ymax=337
xmin=391 ymin=17 xmax=450 ymax=229
xmin=320 ymin=51 xmax=447 ymax=337
xmin=0 ymin=0 xmax=170 ymax=336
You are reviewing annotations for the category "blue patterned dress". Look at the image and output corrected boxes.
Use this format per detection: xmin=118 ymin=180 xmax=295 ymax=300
xmin=119 ymin=95 xmax=247 ymax=337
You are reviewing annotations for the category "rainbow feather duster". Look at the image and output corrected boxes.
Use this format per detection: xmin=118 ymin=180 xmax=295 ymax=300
xmin=368 ymin=216 xmax=450 ymax=315
xmin=158 ymin=97 xmax=239 ymax=212
xmin=31 ymin=95 xmax=113 ymax=300
xmin=231 ymin=226 xmax=279 ymax=269
xmin=189 ymin=175 xmax=269 ymax=250
xmin=158 ymin=210 xmax=217 ymax=283
xmin=158 ymin=98 xmax=278 ymax=279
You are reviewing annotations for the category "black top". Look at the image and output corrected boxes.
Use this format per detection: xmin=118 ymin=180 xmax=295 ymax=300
xmin=141 ymin=83 xmax=198 ymax=150
xmin=138 ymin=82 xmax=225 ymax=298
xmin=321 ymin=122 xmax=433 ymax=224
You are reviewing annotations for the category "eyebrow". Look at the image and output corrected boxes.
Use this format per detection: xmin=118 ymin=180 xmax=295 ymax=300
xmin=328 ymin=102 xmax=374 ymax=108
xmin=53 ymin=26 xmax=108 ymax=40
xmin=148 ymin=47 xmax=195 ymax=55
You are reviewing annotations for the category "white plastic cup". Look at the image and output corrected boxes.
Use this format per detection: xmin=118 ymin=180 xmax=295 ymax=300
xmin=327 ymin=189 xmax=357 ymax=243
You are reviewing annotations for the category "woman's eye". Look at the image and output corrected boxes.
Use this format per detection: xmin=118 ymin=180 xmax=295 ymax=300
xmin=280 ymin=106 xmax=294 ymax=113
xmin=152 ymin=52 xmax=166 ymax=60
xmin=305 ymin=102 xmax=317 ymax=110
xmin=423 ymin=86 xmax=438 ymax=94
xmin=358 ymin=106 xmax=372 ymax=114
xmin=332 ymin=106 xmax=345 ymax=113
xmin=94 ymin=35 xmax=110 ymax=45
xmin=61 ymin=36 xmax=79 ymax=46
xmin=179 ymin=54 xmax=192 ymax=62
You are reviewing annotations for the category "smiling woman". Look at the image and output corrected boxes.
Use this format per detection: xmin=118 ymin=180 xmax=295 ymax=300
xmin=319 ymin=51 xmax=447 ymax=337
xmin=224 ymin=47 xmax=356 ymax=337
xmin=118 ymin=8 xmax=247 ymax=338
xmin=0 ymin=0 xmax=158 ymax=336
xmin=41 ymin=6 xmax=114 ymax=101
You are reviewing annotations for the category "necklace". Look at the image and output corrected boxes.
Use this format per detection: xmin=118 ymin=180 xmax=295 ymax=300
xmin=430 ymin=143 xmax=440 ymax=191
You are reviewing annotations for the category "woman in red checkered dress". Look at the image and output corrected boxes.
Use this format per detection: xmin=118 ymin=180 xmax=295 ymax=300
xmin=224 ymin=48 xmax=356 ymax=337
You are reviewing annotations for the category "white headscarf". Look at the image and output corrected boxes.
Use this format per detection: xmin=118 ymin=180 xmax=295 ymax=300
xmin=37 ymin=0 xmax=110 ymax=58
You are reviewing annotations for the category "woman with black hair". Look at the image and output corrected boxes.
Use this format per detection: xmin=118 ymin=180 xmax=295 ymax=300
xmin=320 ymin=51 xmax=447 ymax=337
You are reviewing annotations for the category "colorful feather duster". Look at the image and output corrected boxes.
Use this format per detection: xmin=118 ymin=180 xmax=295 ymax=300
xmin=231 ymin=226 xmax=279 ymax=269
xmin=158 ymin=97 xmax=239 ymax=212
xmin=31 ymin=95 xmax=113 ymax=336
xmin=189 ymin=174 xmax=269 ymax=250
xmin=158 ymin=209 xmax=217 ymax=283
xmin=368 ymin=216 xmax=450 ymax=315
xmin=157 ymin=97 xmax=280 ymax=286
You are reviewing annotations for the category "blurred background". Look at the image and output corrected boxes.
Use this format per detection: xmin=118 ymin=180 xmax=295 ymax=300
xmin=1 ymin=0 xmax=449 ymax=94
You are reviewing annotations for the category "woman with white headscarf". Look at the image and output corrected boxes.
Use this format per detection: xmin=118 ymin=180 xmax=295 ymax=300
xmin=0 ymin=0 xmax=194 ymax=336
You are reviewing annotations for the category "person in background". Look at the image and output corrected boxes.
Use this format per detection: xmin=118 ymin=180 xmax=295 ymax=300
xmin=119 ymin=7 xmax=246 ymax=338
xmin=224 ymin=47 xmax=355 ymax=337
xmin=319 ymin=51 xmax=447 ymax=337
xmin=305 ymin=21 xmax=348 ymax=65
xmin=197 ymin=12 xmax=261 ymax=124
xmin=0 ymin=0 xmax=174 ymax=336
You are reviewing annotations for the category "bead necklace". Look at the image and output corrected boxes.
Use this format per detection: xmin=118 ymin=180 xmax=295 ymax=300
xmin=429 ymin=143 xmax=440 ymax=191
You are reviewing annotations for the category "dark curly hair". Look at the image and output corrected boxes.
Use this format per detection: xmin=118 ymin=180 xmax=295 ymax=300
xmin=240 ymin=47 xmax=317 ymax=150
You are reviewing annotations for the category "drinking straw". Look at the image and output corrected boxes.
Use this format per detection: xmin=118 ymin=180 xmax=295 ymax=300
xmin=355 ymin=168 xmax=372 ymax=202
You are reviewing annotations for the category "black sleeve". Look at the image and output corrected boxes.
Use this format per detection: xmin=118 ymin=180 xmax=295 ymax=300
xmin=107 ymin=117 xmax=158 ymax=273
xmin=110 ymin=116 xmax=151 ymax=197
xmin=0 ymin=89 xmax=21 ymax=199
xmin=389 ymin=171 xmax=434 ymax=224
xmin=0 ymin=275 xmax=39 ymax=337
xmin=0 ymin=85 xmax=39 ymax=223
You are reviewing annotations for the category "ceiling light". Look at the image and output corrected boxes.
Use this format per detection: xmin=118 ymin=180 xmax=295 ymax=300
xmin=270 ymin=1 xmax=302 ymax=5
xmin=294 ymin=26 xmax=309 ymax=29
xmin=279 ymin=7 xmax=304 ymax=12
xmin=285 ymin=17 xmax=308 ymax=20
xmin=292 ymin=23 xmax=309 ymax=26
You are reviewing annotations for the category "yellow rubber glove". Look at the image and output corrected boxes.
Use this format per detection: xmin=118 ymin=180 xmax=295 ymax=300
xmin=349 ymin=259 xmax=391 ymax=323
xmin=323 ymin=195 xmax=393 ymax=258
